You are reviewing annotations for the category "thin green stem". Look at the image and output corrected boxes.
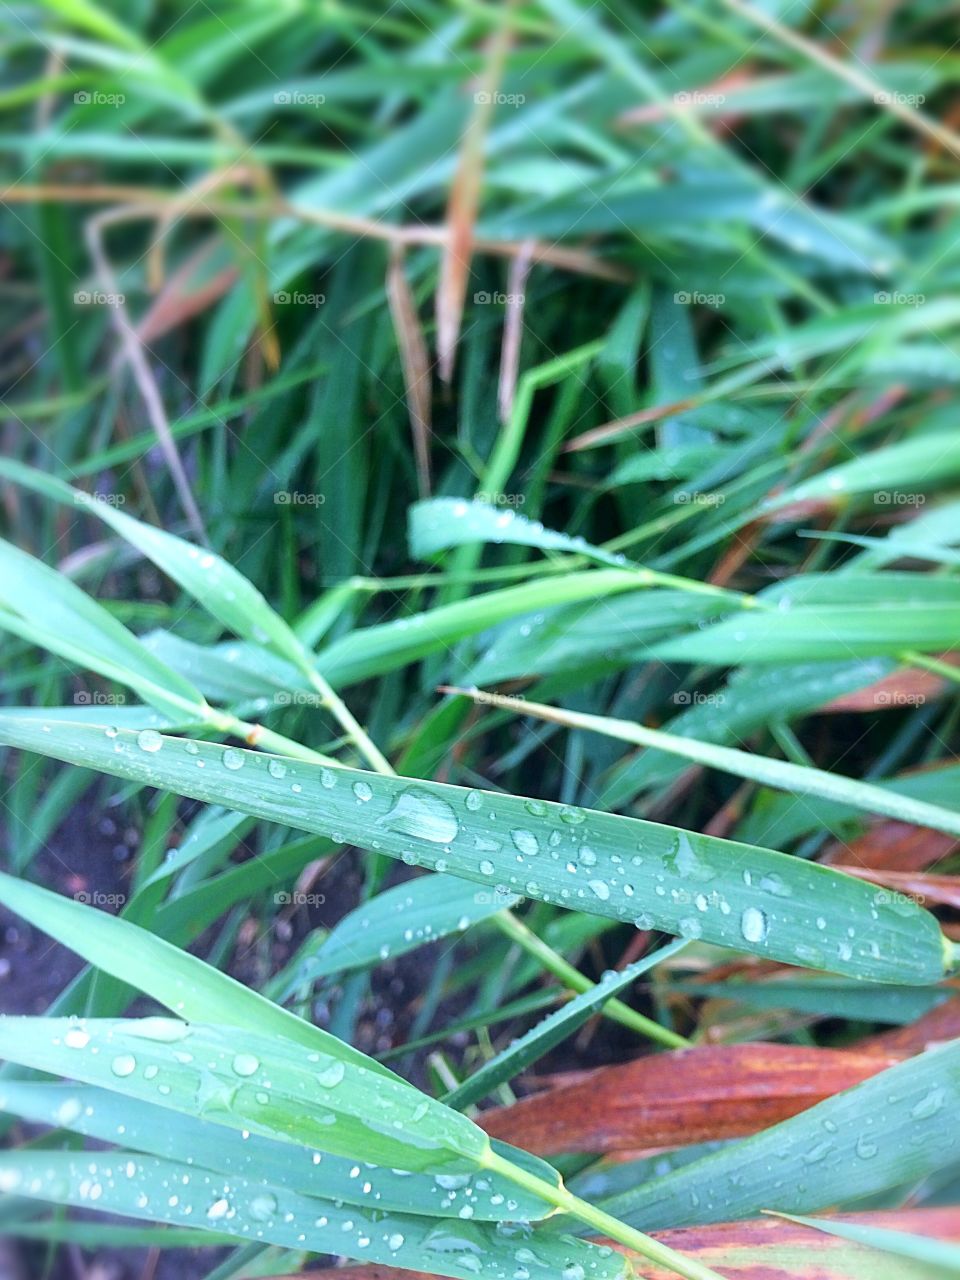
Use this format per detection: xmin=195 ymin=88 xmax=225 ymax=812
xmin=494 ymin=910 xmax=688 ymax=1049
xmin=483 ymin=1148 xmax=726 ymax=1280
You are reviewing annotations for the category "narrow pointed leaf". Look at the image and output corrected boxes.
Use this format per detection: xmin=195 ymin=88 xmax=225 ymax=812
xmin=0 ymin=718 xmax=949 ymax=984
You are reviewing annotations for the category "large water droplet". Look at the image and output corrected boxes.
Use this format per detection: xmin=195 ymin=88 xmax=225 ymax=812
xmin=317 ymin=1060 xmax=345 ymax=1088
xmin=111 ymin=1054 xmax=137 ymax=1078
xmin=740 ymin=906 xmax=767 ymax=944
xmin=510 ymin=829 xmax=539 ymax=857
xmin=232 ymin=1053 xmax=260 ymax=1077
xmin=222 ymin=747 xmax=245 ymax=771
xmin=137 ymin=729 xmax=163 ymax=753
xmin=381 ymin=789 xmax=459 ymax=844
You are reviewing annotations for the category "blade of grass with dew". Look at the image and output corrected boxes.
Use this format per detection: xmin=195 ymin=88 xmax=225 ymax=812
xmin=0 ymin=1081 xmax=538 ymax=1221
xmin=0 ymin=1149 xmax=630 ymax=1280
xmin=443 ymin=939 xmax=688 ymax=1110
xmin=0 ymin=720 xmax=952 ymax=984
xmin=590 ymin=1041 xmax=960 ymax=1231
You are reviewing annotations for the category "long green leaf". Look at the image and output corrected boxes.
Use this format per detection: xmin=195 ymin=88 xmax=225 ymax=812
xmin=0 ymin=718 xmax=950 ymax=983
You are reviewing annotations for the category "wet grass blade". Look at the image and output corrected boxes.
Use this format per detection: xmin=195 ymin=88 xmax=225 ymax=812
xmin=0 ymin=718 xmax=951 ymax=984
xmin=443 ymin=939 xmax=688 ymax=1109
xmin=0 ymin=1149 xmax=629 ymax=1280
xmin=593 ymin=1041 xmax=960 ymax=1231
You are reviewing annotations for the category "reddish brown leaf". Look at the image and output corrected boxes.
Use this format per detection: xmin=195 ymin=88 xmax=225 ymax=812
xmin=478 ymin=1044 xmax=900 ymax=1156
xmin=830 ymin=865 xmax=960 ymax=909
xmin=821 ymin=662 xmax=955 ymax=713
xmin=821 ymin=819 xmax=958 ymax=873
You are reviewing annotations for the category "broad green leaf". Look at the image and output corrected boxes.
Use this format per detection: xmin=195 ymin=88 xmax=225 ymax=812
xmin=0 ymin=1080 xmax=547 ymax=1222
xmin=275 ymin=874 xmax=521 ymax=993
xmin=654 ymin=575 xmax=960 ymax=663
xmin=0 ymin=461 xmax=315 ymax=679
xmin=0 ymin=718 xmax=949 ymax=984
xmin=768 ymin=430 xmax=960 ymax=509
xmin=0 ymin=1150 xmax=627 ymax=1280
xmin=0 ymin=540 xmax=211 ymax=724
xmin=594 ymin=1041 xmax=960 ymax=1230
xmin=0 ymin=1017 xmax=487 ymax=1172
xmin=410 ymin=497 xmax=627 ymax=568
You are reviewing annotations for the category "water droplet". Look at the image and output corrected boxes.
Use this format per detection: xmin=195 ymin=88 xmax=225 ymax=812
xmin=232 ymin=1053 xmax=260 ymax=1077
xmin=268 ymin=759 xmax=288 ymax=779
xmin=222 ymin=747 xmax=245 ymax=771
xmin=510 ymin=829 xmax=539 ymax=857
xmin=207 ymin=1197 xmax=230 ymax=1220
xmin=250 ymin=1191 xmax=277 ymax=1221
xmin=479 ymin=859 xmax=495 ymax=876
xmin=137 ymin=729 xmax=163 ymax=753
xmin=317 ymin=1060 xmax=345 ymax=1088
xmin=740 ymin=906 xmax=767 ymax=944
xmin=588 ymin=880 xmax=610 ymax=901
xmin=320 ymin=768 xmax=337 ymax=789
xmin=381 ymin=789 xmax=459 ymax=844
xmin=64 ymin=1029 xmax=90 ymax=1049
xmin=465 ymin=790 xmax=483 ymax=812
xmin=111 ymin=1054 xmax=137 ymax=1078
xmin=353 ymin=781 xmax=373 ymax=803
xmin=388 ymin=1232 xmax=404 ymax=1251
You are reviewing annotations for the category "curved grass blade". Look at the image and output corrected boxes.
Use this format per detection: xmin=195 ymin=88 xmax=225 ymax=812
xmin=593 ymin=1041 xmax=960 ymax=1231
xmin=0 ymin=1150 xmax=628 ymax=1280
xmin=410 ymin=497 xmax=627 ymax=568
xmin=448 ymin=688 xmax=960 ymax=838
xmin=0 ymin=1081 xmax=544 ymax=1221
xmin=0 ymin=540 xmax=212 ymax=725
xmin=0 ymin=1017 xmax=489 ymax=1173
xmin=0 ymin=718 xmax=950 ymax=984
xmin=443 ymin=940 xmax=687 ymax=1110
xmin=276 ymin=875 xmax=521 ymax=993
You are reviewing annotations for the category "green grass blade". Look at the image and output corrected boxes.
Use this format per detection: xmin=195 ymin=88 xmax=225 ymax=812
xmin=0 ymin=718 xmax=949 ymax=983
xmin=595 ymin=1041 xmax=960 ymax=1230
xmin=444 ymin=939 xmax=688 ymax=1109
xmin=0 ymin=1150 xmax=628 ymax=1280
